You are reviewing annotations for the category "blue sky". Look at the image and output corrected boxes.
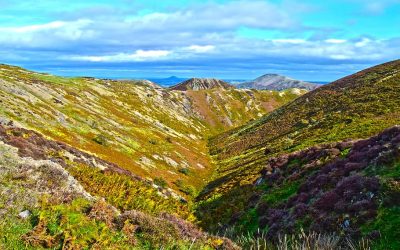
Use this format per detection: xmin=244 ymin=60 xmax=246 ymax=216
xmin=0 ymin=0 xmax=399 ymax=81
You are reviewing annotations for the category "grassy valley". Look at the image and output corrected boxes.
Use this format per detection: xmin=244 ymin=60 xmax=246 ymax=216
xmin=0 ymin=60 xmax=399 ymax=249
xmin=0 ymin=64 xmax=302 ymax=249
xmin=0 ymin=64 xmax=301 ymax=192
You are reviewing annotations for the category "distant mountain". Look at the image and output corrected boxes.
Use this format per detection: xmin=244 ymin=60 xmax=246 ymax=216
xmin=225 ymin=79 xmax=248 ymax=85
xmin=169 ymin=78 xmax=232 ymax=91
xmin=237 ymin=74 xmax=319 ymax=91
xmin=147 ymin=76 xmax=187 ymax=87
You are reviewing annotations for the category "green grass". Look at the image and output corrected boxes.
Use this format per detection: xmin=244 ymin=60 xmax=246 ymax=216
xmin=362 ymin=160 xmax=400 ymax=249
xmin=0 ymin=217 xmax=37 ymax=250
xmin=69 ymin=164 xmax=194 ymax=219
xmin=237 ymin=208 xmax=259 ymax=233
xmin=340 ymin=147 xmax=351 ymax=158
xmin=0 ymin=199 xmax=128 ymax=250
xmin=0 ymin=197 xmax=218 ymax=250
xmin=362 ymin=207 xmax=400 ymax=250
xmin=262 ymin=181 xmax=301 ymax=206
xmin=365 ymin=162 xmax=400 ymax=179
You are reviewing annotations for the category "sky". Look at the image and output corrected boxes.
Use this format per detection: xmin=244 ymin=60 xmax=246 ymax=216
xmin=0 ymin=0 xmax=399 ymax=81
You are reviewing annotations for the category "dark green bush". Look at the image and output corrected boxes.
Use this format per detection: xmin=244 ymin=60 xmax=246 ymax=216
xmin=92 ymin=134 xmax=108 ymax=146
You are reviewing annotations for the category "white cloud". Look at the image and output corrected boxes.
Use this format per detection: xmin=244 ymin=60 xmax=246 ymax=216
xmin=0 ymin=0 xmax=398 ymax=78
xmin=0 ymin=21 xmax=67 ymax=32
xmin=329 ymin=54 xmax=351 ymax=60
xmin=127 ymin=1 xmax=298 ymax=31
xmin=70 ymin=50 xmax=171 ymax=62
xmin=0 ymin=19 xmax=94 ymax=47
xmin=185 ymin=45 xmax=215 ymax=53
xmin=134 ymin=50 xmax=171 ymax=58
xmin=355 ymin=38 xmax=372 ymax=47
xmin=0 ymin=1 xmax=300 ymax=49
xmin=227 ymin=37 xmax=390 ymax=62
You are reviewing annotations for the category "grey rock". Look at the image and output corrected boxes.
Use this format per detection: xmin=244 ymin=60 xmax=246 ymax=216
xmin=18 ymin=210 xmax=31 ymax=219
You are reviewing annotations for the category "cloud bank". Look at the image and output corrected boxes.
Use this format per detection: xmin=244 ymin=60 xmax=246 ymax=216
xmin=0 ymin=0 xmax=399 ymax=80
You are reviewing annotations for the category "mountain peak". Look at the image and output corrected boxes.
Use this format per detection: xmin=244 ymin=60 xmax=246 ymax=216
xmin=238 ymin=73 xmax=319 ymax=91
xmin=169 ymin=78 xmax=232 ymax=91
xmin=259 ymin=73 xmax=280 ymax=77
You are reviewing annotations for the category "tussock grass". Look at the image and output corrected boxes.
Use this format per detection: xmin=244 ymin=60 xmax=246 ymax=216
xmin=222 ymin=228 xmax=371 ymax=250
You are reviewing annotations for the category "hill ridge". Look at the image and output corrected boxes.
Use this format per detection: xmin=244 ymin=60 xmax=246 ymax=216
xmin=237 ymin=73 xmax=319 ymax=91
xmin=170 ymin=77 xmax=232 ymax=91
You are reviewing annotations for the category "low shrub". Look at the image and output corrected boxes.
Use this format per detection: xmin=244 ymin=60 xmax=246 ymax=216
xmin=92 ymin=134 xmax=108 ymax=146
xmin=154 ymin=177 xmax=168 ymax=188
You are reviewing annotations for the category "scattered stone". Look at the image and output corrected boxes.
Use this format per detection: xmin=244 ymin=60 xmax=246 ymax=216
xmin=197 ymin=163 xmax=205 ymax=169
xmin=164 ymin=156 xmax=179 ymax=168
xmin=19 ymin=210 xmax=31 ymax=219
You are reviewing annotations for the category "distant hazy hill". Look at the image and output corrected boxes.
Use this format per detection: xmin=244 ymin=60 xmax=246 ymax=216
xmin=170 ymin=78 xmax=232 ymax=91
xmin=148 ymin=76 xmax=187 ymax=87
xmin=237 ymin=73 xmax=319 ymax=90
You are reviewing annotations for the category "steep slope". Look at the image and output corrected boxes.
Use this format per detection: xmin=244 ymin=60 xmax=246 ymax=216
xmin=199 ymin=126 xmax=400 ymax=249
xmin=170 ymin=78 xmax=232 ymax=91
xmin=198 ymin=60 xmax=400 ymax=239
xmin=0 ymin=64 xmax=304 ymax=193
xmin=237 ymin=74 xmax=319 ymax=91
xmin=183 ymin=88 xmax=306 ymax=132
xmin=0 ymin=124 xmax=238 ymax=249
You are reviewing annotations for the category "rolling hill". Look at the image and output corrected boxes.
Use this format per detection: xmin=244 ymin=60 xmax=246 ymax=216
xmin=237 ymin=74 xmax=319 ymax=91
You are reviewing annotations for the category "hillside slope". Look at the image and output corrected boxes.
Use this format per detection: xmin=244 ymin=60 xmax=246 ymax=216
xmin=199 ymin=126 xmax=400 ymax=249
xmin=0 ymin=64 xmax=303 ymax=192
xmin=0 ymin=124 xmax=238 ymax=249
xmin=198 ymin=60 xmax=400 ymax=241
xmin=237 ymin=74 xmax=319 ymax=91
